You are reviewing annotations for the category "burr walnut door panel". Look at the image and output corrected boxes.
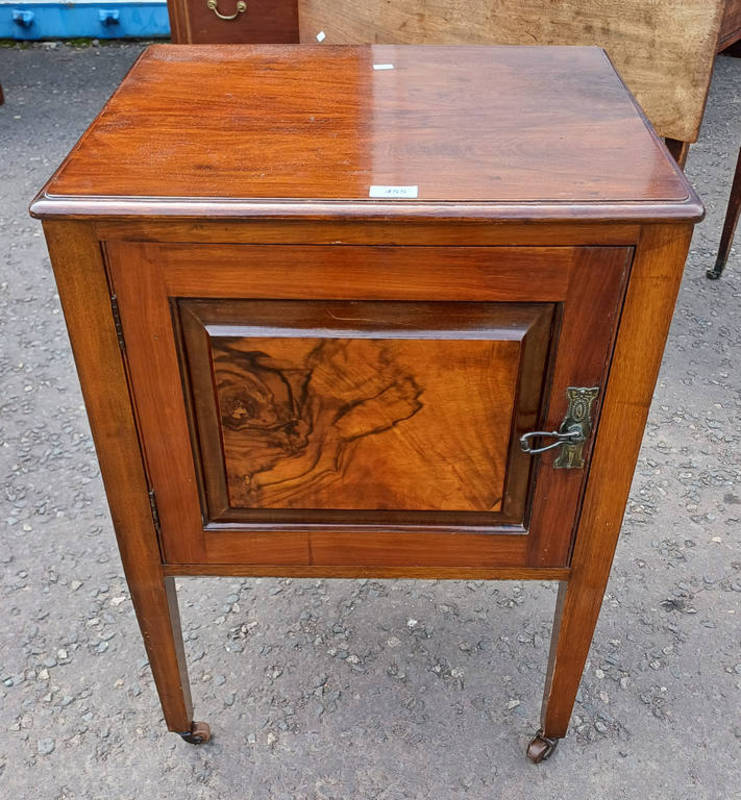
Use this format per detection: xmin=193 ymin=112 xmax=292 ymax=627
xmin=178 ymin=299 xmax=550 ymax=524
xmin=105 ymin=242 xmax=632 ymax=569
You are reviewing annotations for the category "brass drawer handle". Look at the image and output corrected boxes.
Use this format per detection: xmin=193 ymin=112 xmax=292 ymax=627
xmin=206 ymin=0 xmax=246 ymax=20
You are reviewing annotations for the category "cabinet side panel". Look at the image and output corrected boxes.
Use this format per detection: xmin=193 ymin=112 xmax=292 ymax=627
xmin=42 ymin=222 xmax=161 ymax=569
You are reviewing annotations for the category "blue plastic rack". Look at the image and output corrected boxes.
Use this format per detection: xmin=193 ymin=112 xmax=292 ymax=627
xmin=0 ymin=0 xmax=170 ymax=39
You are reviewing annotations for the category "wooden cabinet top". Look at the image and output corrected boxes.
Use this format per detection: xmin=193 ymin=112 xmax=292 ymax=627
xmin=31 ymin=44 xmax=702 ymax=223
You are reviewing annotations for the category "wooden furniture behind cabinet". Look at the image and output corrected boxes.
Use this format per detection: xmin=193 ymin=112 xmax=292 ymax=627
xmin=719 ymin=0 xmax=741 ymax=52
xmin=707 ymin=146 xmax=741 ymax=279
xmin=31 ymin=44 xmax=702 ymax=762
xmin=167 ymin=0 xmax=298 ymax=42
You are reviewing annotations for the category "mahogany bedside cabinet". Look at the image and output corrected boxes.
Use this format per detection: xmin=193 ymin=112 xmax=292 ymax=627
xmin=30 ymin=44 xmax=702 ymax=762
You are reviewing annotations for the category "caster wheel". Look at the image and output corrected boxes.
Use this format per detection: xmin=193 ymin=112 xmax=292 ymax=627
xmin=526 ymin=729 xmax=558 ymax=763
xmin=179 ymin=721 xmax=211 ymax=745
xmin=706 ymin=265 xmax=724 ymax=280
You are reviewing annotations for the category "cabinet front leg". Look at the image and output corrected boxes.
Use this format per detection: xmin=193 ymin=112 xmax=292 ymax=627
xmin=41 ymin=222 xmax=209 ymax=745
xmin=130 ymin=574 xmax=211 ymax=743
xmin=129 ymin=572 xmax=212 ymax=743
xmin=537 ymin=579 xmax=599 ymax=743
xmin=126 ymin=570 xmax=200 ymax=736
xmin=527 ymin=575 xmax=605 ymax=762
xmin=132 ymin=574 xmax=215 ymax=743
xmin=140 ymin=575 xmax=193 ymax=733
xmin=526 ymin=224 xmax=694 ymax=762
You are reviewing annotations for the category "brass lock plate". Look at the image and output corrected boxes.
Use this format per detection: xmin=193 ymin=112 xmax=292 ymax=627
xmin=520 ymin=386 xmax=599 ymax=469
xmin=553 ymin=387 xmax=599 ymax=468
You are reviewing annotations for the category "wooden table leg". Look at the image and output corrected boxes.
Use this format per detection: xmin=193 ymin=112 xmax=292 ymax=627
xmin=707 ymin=146 xmax=741 ymax=279
xmin=41 ymin=220 xmax=208 ymax=744
xmin=527 ymin=578 xmax=602 ymax=762
xmin=140 ymin=575 xmax=201 ymax=741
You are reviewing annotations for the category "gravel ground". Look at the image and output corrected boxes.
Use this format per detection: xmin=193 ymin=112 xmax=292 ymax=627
xmin=0 ymin=42 xmax=739 ymax=800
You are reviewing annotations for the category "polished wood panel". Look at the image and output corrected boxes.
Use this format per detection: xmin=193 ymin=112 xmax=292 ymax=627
xmin=31 ymin=45 xmax=701 ymax=224
xmin=162 ymin=245 xmax=574 ymax=302
xmin=213 ymin=330 xmax=514 ymax=511
xmin=91 ymin=219 xmax=644 ymax=246
xmin=525 ymin=245 xmax=631 ymax=566
xmin=178 ymin=300 xmax=552 ymax=522
xmin=163 ymin=563 xmax=571 ymax=580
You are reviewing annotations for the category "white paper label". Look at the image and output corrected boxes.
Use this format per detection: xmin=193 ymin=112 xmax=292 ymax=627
xmin=369 ymin=185 xmax=419 ymax=199
xmin=316 ymin=30 xmax=326 ymax=42
xmin=372 ymin=63 xmax=395 ymax=71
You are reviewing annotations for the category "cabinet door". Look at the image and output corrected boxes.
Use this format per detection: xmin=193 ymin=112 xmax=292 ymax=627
xmin=106 ymin=242 xmax=631 ymax=571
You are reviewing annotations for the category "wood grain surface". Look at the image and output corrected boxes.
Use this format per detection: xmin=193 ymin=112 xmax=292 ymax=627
xmin=299 ymin=0 xmax=725 ymax=142
xmin=90 ymin=219 xmax=644 ymax=247
xmin=30 ymin=44 xmax=701 ymax=224
xmin=539 ymin=223 xmax=694 ymax=739
xmin=216 ymin=336 xmax=515 ymax=512
xmin=35 ymin=41 xmax=702 ymax=750
xmin=719 ymin=0 xmax=741 ymax=50
xmin=178 ymin=300 xmax=552 ymax=517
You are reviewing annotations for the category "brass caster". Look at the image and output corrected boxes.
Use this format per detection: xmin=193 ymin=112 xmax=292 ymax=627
xmin=526 ymin=729 xmax=558 ymax=763
xmin=179 ymin=721 xmax=211 ymax=745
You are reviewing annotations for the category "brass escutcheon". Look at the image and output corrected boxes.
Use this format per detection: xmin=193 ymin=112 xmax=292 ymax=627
xmin=206 ymin=0 xmax=246 ymax=20
xmin=519 ymin=386 xmax=600 ymax=469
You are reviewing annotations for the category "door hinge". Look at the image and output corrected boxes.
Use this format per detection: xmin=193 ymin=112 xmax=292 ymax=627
xmin=148 ymin=488 xmax=161 ymax=533
xmin=110 ymin=293 xmax=126 ymax=352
